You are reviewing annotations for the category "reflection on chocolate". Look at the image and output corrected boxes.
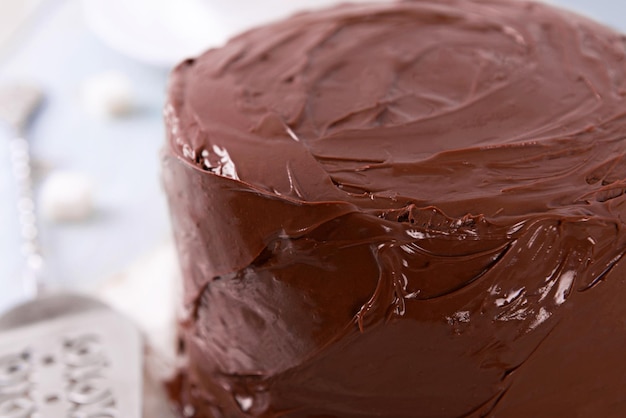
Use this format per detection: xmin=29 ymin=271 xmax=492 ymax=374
xmin=162 ymin=0 xmax=626 ymax=416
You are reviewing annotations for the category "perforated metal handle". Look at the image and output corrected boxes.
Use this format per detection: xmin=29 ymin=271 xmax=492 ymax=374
xmin=9 ymin=136 xmax=45 ymax=298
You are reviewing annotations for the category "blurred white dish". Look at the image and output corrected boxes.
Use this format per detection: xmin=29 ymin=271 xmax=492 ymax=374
xmin=83 ymin=0 xmax=219 ymax=68
xmin=82 ymin=0 xmax=381 ymax=68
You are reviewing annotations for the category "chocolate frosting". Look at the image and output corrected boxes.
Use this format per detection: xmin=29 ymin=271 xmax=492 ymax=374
xmin=162 ymin=0 xmax=626 ymax=416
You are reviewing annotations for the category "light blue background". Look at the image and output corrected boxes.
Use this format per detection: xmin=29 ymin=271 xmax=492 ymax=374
xmin=0 ymin=0 xmax=170 ymax=310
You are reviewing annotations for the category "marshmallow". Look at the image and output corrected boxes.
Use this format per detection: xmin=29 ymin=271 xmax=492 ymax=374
xmin=39 ymin=171 xmax=93 ymax=222
xmin=81 ymin=71 xmax=134 ymax=118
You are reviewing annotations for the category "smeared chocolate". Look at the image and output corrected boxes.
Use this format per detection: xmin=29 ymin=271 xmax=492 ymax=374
xmin=162 ymin=0 xmax=626 ymax=416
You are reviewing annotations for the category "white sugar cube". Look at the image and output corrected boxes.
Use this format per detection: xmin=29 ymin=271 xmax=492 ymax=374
xmin=81 ymin=71 xmax=134 ymax=118
xmin=39 ymin=171 xmax=93 ymax=222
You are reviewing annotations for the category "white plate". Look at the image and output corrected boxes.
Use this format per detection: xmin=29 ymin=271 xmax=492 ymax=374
xmin=83 ymin=0 xmax=219 ymax=67
xmin=82 ymin=0 xmax=384 ymax=68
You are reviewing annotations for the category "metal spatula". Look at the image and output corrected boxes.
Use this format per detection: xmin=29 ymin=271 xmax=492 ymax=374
xmin=0 ymin=84 xmax=143 ymax=418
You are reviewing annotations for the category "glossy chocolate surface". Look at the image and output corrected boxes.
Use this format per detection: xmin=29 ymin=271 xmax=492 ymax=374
xmin=162 ymin=0 xmax=626 ymax=416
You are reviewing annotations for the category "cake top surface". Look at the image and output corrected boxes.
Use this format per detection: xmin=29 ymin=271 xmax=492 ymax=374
xmin=167 ymin=0 xmax=626 ymax=223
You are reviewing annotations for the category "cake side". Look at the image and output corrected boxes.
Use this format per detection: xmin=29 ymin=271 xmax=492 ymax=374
xmin=163 ymin=0 xmax=626 ymax=416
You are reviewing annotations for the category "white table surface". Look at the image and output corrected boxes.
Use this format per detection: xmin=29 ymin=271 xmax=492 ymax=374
xmin=0 ymin=0 xmax=625 ymax=313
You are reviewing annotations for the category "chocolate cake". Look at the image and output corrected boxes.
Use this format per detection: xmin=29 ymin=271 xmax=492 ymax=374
xmin=162 ymin=0 xmax=626 ymax=416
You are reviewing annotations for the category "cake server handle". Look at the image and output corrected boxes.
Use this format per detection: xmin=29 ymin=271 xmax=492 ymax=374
xmin=1 ymin=84 xmax=46 ymax=299
xmin=9 ymin=135 xmax=47 ymax=299
xmin=1 ymin=85 xmax=144 ymax=418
